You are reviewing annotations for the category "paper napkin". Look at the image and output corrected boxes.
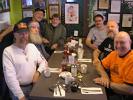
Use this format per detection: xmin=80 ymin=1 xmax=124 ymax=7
xmin=81 ymin=87 xmax=103 ymax=94
xmin=54 ymin=85 xmax=65 ymax=97
xmin=54 ymin=51 xmax=64 ymax=53
xmin=78 ymin=59 xmax=92 ymax=62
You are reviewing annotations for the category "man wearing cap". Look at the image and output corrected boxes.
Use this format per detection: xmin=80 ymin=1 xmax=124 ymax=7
xmin=0 ymin=9 xmax=47 ymax=98
xmin=0 ymin=8 xmax=47 ymax=43
xmin=93 ymin=20 xmax=119 ymax=65
xmin=86 ymin=14 xmax=107 ymax=50
xmin=2 ymin=22 xmax=48 ymax=100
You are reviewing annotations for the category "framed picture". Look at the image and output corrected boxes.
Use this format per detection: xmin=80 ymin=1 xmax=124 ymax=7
xmin=111 ymin=0 xmax=121 ymax=12
xmin=48 ymin=0 xmax=59 ymax=4
xmin=33 ymin=0 xmax=46 ymax=9
xmin=65 ymin=3 xmax=79 ymax=24
xmin=22 ymin=0 xmax=32 ymax=8
xmin=49 ymin=5 xmax=59 ymax=18
xmin=108 ymin=13 xmax=120 ymax=23
xmin=23 ymin=10 xmax=33 ymax=18
xmin=122 ymin=14 xmax=132 ymax=27
xmin=0 ymin=0 xmax=10 ymax=12
xmin=98 ymin=0 xmax=109 ymax=9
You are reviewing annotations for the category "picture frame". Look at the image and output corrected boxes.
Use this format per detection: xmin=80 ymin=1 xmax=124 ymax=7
xmin=22 ymin=0 xmax=32 ymax=9
xmin=111 ymin=0 xmax=121 ymax=12
xmin=98 ymin=0 xmax=109 ymax=9
xmin=49 ymin=5 xmax=59 ymax=18
xmin=65 ymin=3 xmax=79 ymax=24
xmin=33 ymin=0 xmax=46 ymax=9
xmin=122 ymin=14 xmax=132 ymax=27
xmin=0 ymin=0 xmax=10 ymax=12
xmin=48 ymin=0 xmax=59 ymax=4
xmin=108 ymin=13 xmax=120 ymax=23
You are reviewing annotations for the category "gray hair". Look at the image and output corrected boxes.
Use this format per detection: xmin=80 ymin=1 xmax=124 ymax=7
xmin=28 ymin=21 xmax=40 ymax=29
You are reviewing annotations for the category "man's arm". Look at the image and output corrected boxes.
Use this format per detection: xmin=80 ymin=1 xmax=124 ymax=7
xmin=93 ymin=61 xmax=110 ymax=88
xmin=110 ymin=82 xmax=133 ymax=95
xmin=34 ymin=44 xmax=48 ymax=73
xmin=93 ymin=49 xmax=101 ymax=65
xmin=86 ymin=37 xmax=97 ymax=50
xmin=3 ymin=49 xmax=25 ymax=99
xmin=0 ymin=25 xmax=14 ymax=42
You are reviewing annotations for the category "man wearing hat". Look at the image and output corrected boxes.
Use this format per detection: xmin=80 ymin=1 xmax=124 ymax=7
xmin=0 ymin=9 xmax=47 ymax=99
xmin=0 ymin=8 xmax=47 ymax=43
xmin=2 ymin=22 xmax=48 ymax=100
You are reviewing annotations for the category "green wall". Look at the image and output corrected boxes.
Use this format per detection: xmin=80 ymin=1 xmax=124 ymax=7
xmin=10 ymin=0 xmax=22 ymax=25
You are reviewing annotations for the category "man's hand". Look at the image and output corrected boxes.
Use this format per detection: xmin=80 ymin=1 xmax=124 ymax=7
xmin=51 ymin=43 xmax=58 ymax=49
xmin=93 ymin=77 xmax=110 ymax=88
xmin=32 ymin=71 xmax=40 ymax=84
xmin=42 ymin=38 xmax=49 ymax=44
xmin=19 ymin=96 xmax=26 ymax=100
xmin=91 ymin=44 xmax=97 ymax=50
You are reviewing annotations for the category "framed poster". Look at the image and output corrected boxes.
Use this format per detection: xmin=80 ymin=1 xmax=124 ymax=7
xmin=108 ymin=13 xmax=120 ymax=23
xmin=23 ymin=10 xmax=33 ymax=18
xmin=111 ymin=0 xmax=121 ymax=12
xmin=48 ymin=0 xmax=59 ymax=4
xmin=65 ymin=4 xmax=79 ymax=24
xmin=0 ymin=0 xmax=10 ymax=12
xmin=98 ymin=0 xmax=109 ymax=9
xmin=49 ymin=5 xmax=59 ymax=18
xmin=122 ymin=14 xmax=132 ymax=27
xmin=33 ymin=0 xmax=46 ymax=9
xmin=22 ymin=0 xmax=32 ymax=8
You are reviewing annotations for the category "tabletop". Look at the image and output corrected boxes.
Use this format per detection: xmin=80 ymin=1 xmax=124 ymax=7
xmin=30 ymin=46 xmax=107 ymax=100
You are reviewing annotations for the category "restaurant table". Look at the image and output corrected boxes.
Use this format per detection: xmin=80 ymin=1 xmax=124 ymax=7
xmin=30 ymin=47 xmax=107 ymax=100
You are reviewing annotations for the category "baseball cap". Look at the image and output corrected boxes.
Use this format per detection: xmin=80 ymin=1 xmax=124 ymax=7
xmin=34 ymin=8 xmax=45 ymax=14
xmin=13 ymin=22 xmax=28 ymax=33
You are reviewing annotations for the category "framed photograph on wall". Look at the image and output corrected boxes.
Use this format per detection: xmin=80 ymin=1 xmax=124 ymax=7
xmin=33 ymin=0 xmax=46 ymax=9
xmin=0 ymin=0 xmax=10 ymax=12
xmin=49 ymin=5 xmax=59 ymax=18
xmin=108 ymin=13 xmax=120 ymax=23
xmin=122 ymin=14 xmax=132 ymax=27
xmin=22 ymin=0 xmax=32 ymax=9
xmin=111 ymin=0 xmax=121 ymax=12
xmin=48 ymin=0 xmax=59 ymax=4
xmin=98 ymin=0 xmax=109 ymax=9
xmin=65 ymin=3 xmax=79 ymax=24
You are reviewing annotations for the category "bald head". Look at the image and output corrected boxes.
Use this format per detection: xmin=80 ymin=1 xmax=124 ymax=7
xmin=115 ymin=31 xmax=131 ymax=40
xmin=107 ymin=20 xmax=119 ymax=38
xmin=114 ymin=31 xmax=131 ymax=56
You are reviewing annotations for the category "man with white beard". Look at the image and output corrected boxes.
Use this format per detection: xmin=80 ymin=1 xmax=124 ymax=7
xmin=28 ymin=21 xmax=50 ymax=60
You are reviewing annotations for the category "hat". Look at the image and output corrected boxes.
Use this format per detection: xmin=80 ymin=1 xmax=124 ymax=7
xmin=34 ymin=8 xmax=45 ymax=14
xmin=13 ymin=22 xmax=28 ymax=33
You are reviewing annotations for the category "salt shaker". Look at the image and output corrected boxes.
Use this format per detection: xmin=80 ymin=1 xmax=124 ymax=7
xmin=71 ymin=64 xmax=77 ymax=77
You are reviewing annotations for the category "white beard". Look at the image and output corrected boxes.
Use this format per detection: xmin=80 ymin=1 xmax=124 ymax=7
xmin=30 ymin=33 xmax=43 ymax=44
